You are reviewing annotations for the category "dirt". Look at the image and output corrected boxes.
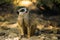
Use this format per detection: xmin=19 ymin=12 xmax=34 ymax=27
xmin=0 ymin=13 xmax=59 ymax=40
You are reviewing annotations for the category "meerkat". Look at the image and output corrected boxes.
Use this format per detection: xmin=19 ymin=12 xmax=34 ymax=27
xmin=17 ymin=7 xmax=31 ymax=38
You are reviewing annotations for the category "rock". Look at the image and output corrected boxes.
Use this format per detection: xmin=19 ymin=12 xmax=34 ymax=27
xmin=0 ymin=32 xmax=5 ymax=36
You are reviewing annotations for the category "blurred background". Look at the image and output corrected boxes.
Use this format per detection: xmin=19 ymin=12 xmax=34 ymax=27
xmin=0 ymin=0 xmax=60 ymax=40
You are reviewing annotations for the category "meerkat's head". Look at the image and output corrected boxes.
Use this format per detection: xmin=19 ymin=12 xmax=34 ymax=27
xmin=17 ymin=6 xmax=29 ymax=15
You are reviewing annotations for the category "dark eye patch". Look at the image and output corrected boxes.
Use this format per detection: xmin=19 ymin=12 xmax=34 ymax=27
xmin=20 ymin=9 xmax=25 ymax=12
xmin=17 ymin=11 xmax=19 ymax=14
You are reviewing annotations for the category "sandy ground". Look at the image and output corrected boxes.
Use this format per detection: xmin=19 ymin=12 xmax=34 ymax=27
xmin=0 ymin=25 xmax=59 ymax=40
xmin=0 ymin=13 xmax=59 ymax=40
